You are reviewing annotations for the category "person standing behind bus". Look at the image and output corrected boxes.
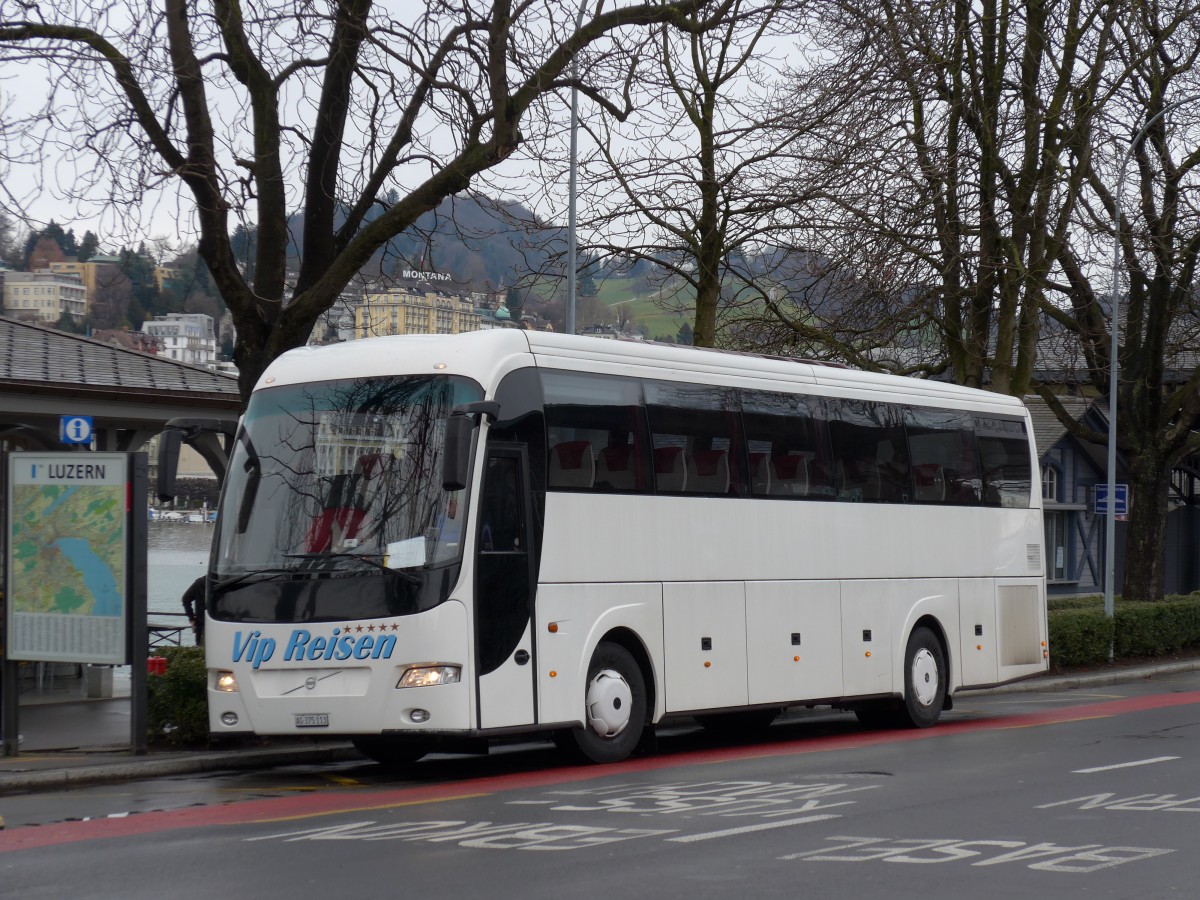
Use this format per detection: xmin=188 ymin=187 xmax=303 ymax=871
xmin=182 ymin=575 xmax=206 ymax=646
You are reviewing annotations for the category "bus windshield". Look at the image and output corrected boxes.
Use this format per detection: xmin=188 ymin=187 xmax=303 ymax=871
xmin=213 ymin=374 xmax=483 ymax=585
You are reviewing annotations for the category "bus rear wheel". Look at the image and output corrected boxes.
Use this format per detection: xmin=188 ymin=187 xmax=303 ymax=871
xmin=351 ymin=736 xmax=430 ymax=767
xmin=563 ymin=641 xmax=647 ymax=764
xmin=899 ymin=626 xmax=946 ymax=728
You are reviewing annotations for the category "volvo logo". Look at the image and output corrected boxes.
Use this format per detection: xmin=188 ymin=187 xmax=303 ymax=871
xmin=281 ymin=670 xmax=340 ymax=696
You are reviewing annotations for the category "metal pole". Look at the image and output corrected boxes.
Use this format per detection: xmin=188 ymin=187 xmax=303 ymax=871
xmin=1104 ymin=98 xmax=1190 ymax=658
xmin=566 ymin=0 xmax=588 ymax=337
xmin=1 ymin=451 xmax=16 ymax=756
xmin=129 ymin=453 xmax=149 ymax=754
xmin=1 ymin=658 xmax=17 ymax=757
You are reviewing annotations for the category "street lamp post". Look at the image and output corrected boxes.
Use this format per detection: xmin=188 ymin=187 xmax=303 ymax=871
xmin=566 ymin=0 xmax=588 ymax=337
xmin=1103 ymin=98 xmax=1193 ymax=654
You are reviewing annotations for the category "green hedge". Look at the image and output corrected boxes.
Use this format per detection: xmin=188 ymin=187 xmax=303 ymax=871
xmin=1048 ymin=593 xmax=1200 ymax=669
xmin=1047 ymin=595 xmax=1104 ymax=611
xmin=146 ymin=646 xmax=210 ymax=747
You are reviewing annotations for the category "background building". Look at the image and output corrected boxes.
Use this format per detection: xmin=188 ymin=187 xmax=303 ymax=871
xmin=153 ymin=265 xmax=182 ymax=292
xmin=355 ymin=282 xmax=484 ymax=338
xmin=1 ymin=269 xmax=88 ymax=324
xmin=143 ymin=312 xmax=217 ymax=367
xmin=46 ymin=256 xmax=124 ymax=310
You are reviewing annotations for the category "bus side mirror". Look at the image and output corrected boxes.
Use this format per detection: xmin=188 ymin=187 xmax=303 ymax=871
xmin=442 ymin=401 xmax=500 ymax=491
xmin=442 ymin=415 xmax=472 ymax=491
xmin=157 ymin=429 xmax=183 ymax=503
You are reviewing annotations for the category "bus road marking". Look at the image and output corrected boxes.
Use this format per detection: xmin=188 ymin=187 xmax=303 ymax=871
xmin=665 ymin=813 xmax=841 ymax=843
xmin=1037 ymin=792 xmax=1200 ymax=812
xmin=780 ymin=835 xmax=1174 ymax=871
xmin=531 ymin=779 xmax=879 ymax=818
xmin=1072 ymin=756 xmax=1180 ymax=774
xmin=246 ymin=819 xmax=678 ymax=850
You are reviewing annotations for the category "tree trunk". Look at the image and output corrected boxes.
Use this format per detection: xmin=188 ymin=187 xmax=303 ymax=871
xmin=692 ymin=273 xmax=720 ymax=348
xmin=1121 ymin=453 xmax=1172 ymax=602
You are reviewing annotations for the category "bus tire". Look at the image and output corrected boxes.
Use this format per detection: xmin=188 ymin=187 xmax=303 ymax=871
xmin=351 ymin=736 xmax=430 ymax=767
xmin=694 ymin=708 xmax=779 ymax=735
xmin=565 ymin=641 xmax=647 ymax=764
xmin=899 ymin=626 xmax=946 ymax=728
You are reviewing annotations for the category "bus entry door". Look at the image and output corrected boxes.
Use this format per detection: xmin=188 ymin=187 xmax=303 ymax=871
xmin=474 ymin=446 xmax=537 ymax=729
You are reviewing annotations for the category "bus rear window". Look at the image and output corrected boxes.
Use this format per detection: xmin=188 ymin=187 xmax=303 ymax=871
xmin=975 ymin=416 xmax=1033 ymax=508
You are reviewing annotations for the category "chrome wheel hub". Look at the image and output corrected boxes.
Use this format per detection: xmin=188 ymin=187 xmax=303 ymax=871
xmin=585 ymin=667 xmax=633 ymax=739
xmin=911 ymin=648 xmax=939 ymax=707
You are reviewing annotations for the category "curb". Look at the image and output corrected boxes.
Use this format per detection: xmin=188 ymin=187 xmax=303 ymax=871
xmin=959 ymin=658 xmax=1200 ymax=696
xmin=0 ymin=742 xmax=361 ymax=794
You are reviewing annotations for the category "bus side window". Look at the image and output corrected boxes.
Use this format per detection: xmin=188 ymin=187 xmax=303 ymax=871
xmin=548 ymin=440 xmax=595 ymax=489
xmin=597 ymin=444 xmax=637 ymax=490
xmin=905 ymin=406 xmax=982 ymax=505
xmin=828 ymin=398 xmax=908 ymax=503
xmin=645 ymin=381 xmax=747 ymax=497
xmin=542 ymin=370 xmax=649 ymax=493
xmin=739 ymin=389 xmax=831 ymax=499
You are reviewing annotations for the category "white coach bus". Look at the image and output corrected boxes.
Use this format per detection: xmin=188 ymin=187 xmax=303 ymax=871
xmin=199 ymin=330 xmax=1047 ymax=765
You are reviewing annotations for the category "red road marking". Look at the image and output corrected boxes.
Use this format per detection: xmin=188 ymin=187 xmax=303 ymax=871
xmin=3 ymin=689 xmax=1197 ymax=853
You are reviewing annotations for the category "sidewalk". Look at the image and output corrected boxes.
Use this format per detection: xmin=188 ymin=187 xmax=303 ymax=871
xmin=3 ymin=658 xmax=1199 ymax=795
xmin=1 ymin=669 xmax=359 ymax=794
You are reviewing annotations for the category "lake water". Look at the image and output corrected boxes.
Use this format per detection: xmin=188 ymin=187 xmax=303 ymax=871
xmin=147 ymin=520 xmax=215 ymax=646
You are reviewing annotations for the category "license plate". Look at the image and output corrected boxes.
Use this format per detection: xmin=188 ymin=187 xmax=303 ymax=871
xmin=294 ymin=713 xmax=330 ymax=728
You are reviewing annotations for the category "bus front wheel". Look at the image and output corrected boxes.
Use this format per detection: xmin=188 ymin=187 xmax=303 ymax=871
xmin=564 ymin=641 xmax=647 ymax=764
xmin=900 ymin=626 xmax=946 ymax=728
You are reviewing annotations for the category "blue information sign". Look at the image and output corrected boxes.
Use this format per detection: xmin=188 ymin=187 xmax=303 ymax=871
xmin=1095 ymin=483 xmax=1128 ymax=516
xmin=60 ymin=415 xmax=94 ymax=445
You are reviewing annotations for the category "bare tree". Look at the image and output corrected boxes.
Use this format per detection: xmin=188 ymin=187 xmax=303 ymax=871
xmin=89 ymin=261 xmax=133 ymax=330
xmin=0 ymin=208 xmax=15 ymax=263
xmin=782 ymin=0 xmax=1118 ymax=390
xmin=566 ymin=0 xmax=845 ymax=348
xmin=0 ymin=0 xmax=738 ymax=404
xmin=1035 ymin=0 xmax=1200 ymax=600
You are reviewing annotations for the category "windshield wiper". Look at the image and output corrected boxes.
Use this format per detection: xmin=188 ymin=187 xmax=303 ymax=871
xmin=282 ymin=552 xmax=422 ymax=585
xmin=212 ymin=567 xmax=308 ymax=591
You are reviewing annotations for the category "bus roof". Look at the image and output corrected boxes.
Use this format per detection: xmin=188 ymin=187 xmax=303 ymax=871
xmin=259 ymin=330 xmax=1027 ymax=415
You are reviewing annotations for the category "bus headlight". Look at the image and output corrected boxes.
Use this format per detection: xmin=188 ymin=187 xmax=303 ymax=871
xmin=215 ymin=670 xmax=239 ymax=692
xmin=397 ymin=665 xmax=461 ymax=688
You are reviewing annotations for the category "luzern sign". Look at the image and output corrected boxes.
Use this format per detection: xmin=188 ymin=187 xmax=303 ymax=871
xmin=4 ymin=452 xmax=134 ymax=663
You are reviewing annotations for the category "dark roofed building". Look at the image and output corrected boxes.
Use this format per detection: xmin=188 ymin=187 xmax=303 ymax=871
xmin=1026 ymin=393 xmax=1200 ymax=596
xmin=0 ymin=315 xmax=239 ymax=459
xmin=90 ymin=328 xmax=163 ymax=355
xmin=1025 ymin=395 xmax=1106 ymax=595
